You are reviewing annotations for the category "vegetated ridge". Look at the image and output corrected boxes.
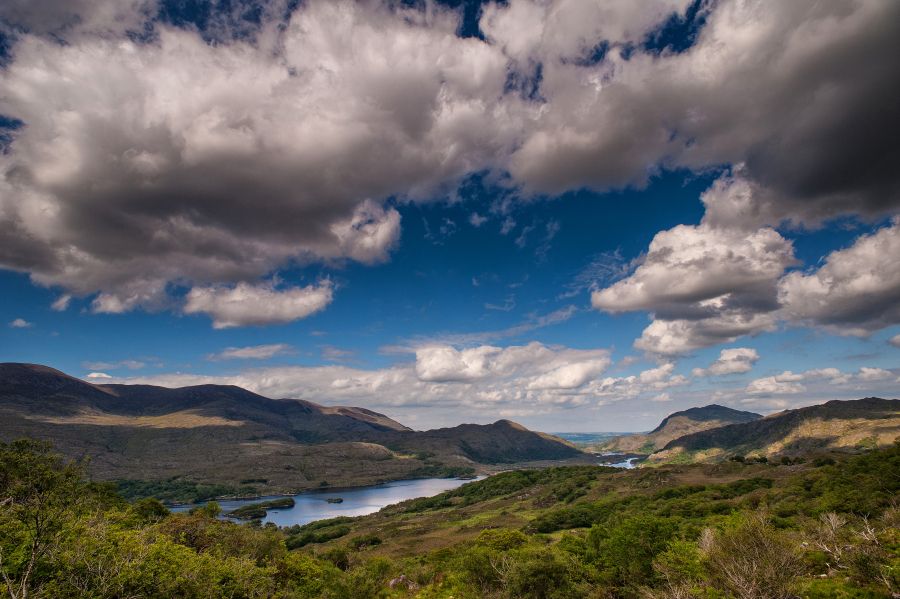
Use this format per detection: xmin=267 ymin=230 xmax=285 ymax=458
xmin=596 ymin=404 xmax=762 ymax=454
xmin=0 ymin=363 xmax=582 ymax=497
xmin=651 ymin=396 xmax=900 ymax=463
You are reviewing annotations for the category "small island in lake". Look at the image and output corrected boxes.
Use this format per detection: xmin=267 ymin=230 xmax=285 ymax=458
xmin=326 ymin=497 xmax=344 ymax=504
xmin=227 ymin=497 xmax=296 ymax=520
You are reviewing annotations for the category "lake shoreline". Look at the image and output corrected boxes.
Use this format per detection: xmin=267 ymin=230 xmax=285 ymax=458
xmin=164 ymin=453 xmax=640 ymax=511
xmin=172 ymin=476 xmax=487 ymax=527
xmin=162 ymin=473 xmax=480 ymax=508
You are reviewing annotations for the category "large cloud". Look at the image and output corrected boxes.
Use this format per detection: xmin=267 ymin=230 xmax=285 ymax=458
xmin=591 ymin=221 xmax=794 ymax=317
xmin=778 ymin=219 xmax=900 ymax=335
xmin=2 ymin=0 xmax=899 ymax=325
xmin=632 ymin=312 xmax=777 ymax=355
xmin=500 ymin=0 xmax=900 ymax=223
xmin=0 ymin=0 xmax=515 ymax=316
xmin=415 ymin=341 xmax=610 ymax=389
xmin=183 ymin=281 xmax=333 ymax=328
xmin=592 ymin=177 xmax=794 ymax=354
xmin=594 ymin=178 xmax=900 ymax=353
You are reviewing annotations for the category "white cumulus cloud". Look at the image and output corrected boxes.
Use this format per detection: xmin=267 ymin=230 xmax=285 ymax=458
xmin=778 ymin=219 xmax=900 ymax=335
xmin=693 ymin=348 xmax=760 ymax=377
xmin=184 ymin=281 xmax=333 ymax=328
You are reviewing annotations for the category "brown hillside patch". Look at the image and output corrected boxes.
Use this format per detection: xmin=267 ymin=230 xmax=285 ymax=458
xmin=764 ymin=416 xmax=900 ymax=454
xmin=29 ymin=409 xmax=246 ymax=429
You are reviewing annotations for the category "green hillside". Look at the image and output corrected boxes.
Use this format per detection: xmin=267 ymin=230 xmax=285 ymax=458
xmin=2 ymin=438 xmax=897 ymax=598
xmin=653 ymin=397 xmax=900 ymax=463
xmin=596 ymin=404 xmax=762 ymax=454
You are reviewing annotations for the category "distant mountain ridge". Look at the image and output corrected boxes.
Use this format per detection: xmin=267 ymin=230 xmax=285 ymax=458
xmin=597 ymin=404 xmax=762 ymax=454
xmin=652 ymin=397 xmax=900 ymax=462
xmin=0 ymin=363 xmax=581 ymax=493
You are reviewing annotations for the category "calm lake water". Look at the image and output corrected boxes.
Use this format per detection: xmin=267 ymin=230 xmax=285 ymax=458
xmin=172 ymin=477 xmax=480 ymax=527
xmin=171 ymin=456 xmax=640 ymax=527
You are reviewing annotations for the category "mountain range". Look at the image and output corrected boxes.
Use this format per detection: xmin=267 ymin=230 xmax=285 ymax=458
xmin=0 ymin=363 xmax=580 ymax=494
xmin=596 ymin=404 xmax=763 ymax=453
xmin=651 ymin=396 xmax=900 ymax=462
xmin=2 ymin=363 xmax=898 ymax=495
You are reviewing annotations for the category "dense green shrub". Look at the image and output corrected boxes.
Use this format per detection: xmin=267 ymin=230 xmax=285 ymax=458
xmin=588 ymin=514 xmax=679 ymax=588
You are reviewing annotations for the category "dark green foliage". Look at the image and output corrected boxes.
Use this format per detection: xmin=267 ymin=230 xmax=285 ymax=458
xmin=348 ymin=534 xmax=382 ymax=550
xmin=286 ymin=525 xmax=351 ymax=549
xmin=400 ymin=465 xmax=614 ymax=513
xmin=283 ymin=516 xmax=356 ymax=548
xmin=130 ymin=497 xmax=170 ymax=524
xmin=504 ymin=546 xmax=584 ymax=599
xmin=286 ymin=516 xmax=356 ymax=535
xmin=115 ymin=478 xmax=257 ymax=504
xmin=588 ymin=514 xmax=678 ymax=588
xmin=530 ymin=477 xmax=775 ymax=533
xmin=529 ymin=497 xmax=636 ymax=533
xmin=228 ymin=497 xmax=296 ymax=520
xmin=190 ymin=500 xmax=222 ymax=518
xmin=320 ymin=546 xmax=351 ymax=570
xmin=475 ymin=528 xmax=529 ymax=551
xmin=406 ymin=463 xmax=477 ymax=478
xmin=711 ymin=477 xmax=773 ymax=498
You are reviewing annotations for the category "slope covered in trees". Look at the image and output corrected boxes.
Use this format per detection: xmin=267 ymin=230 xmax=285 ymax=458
xmin=2 ymin=438 xmax=897 ymax=598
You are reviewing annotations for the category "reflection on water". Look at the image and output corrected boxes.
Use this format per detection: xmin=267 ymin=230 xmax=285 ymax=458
xmin=605 ymin=457 xmax=639 ymax=469
xmin=172 ymin=477 xmax=480 ymax=527
xmin=596 ymin=454 xmax=641 ymax=469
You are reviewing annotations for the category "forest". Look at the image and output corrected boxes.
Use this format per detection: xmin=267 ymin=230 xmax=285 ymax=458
xmin=1 ymin=438 xmax=898 ymax=598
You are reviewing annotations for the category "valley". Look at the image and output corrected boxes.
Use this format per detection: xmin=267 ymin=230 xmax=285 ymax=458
xmin=1 ymin=363 xmax=898 ymax=597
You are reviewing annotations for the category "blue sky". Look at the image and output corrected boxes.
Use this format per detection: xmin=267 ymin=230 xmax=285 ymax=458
xmin=1 ymin=0 xmax=899 ymax=430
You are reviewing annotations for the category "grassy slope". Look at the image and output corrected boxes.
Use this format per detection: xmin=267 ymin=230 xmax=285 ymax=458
xmin=652 ymin=397 xmax=900 ymax=463
xmin=304 ymin=461 xmax=785 ymax=558
xmin=596 ymin=405 xmax=762 ymax=454
xmin=287 ymin=444 xmax=899 ymax=597
xmin=0 ymin=363 xmax=582 ymax=497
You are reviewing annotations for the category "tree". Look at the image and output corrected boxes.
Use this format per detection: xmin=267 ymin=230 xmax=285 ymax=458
xmin=0 ymin=439 xmax=86 ymax=599
xmin=588 ymin=514 xmax=678 ymax=588
xmin=703 ymin=514 xmax=801 ymax=599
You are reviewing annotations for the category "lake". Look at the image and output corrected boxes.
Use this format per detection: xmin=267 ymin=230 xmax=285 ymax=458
xmin=172 ymin=455 xmax=641 ymax=526
xmin=171 ymin=477 xmax=481 ymax=527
